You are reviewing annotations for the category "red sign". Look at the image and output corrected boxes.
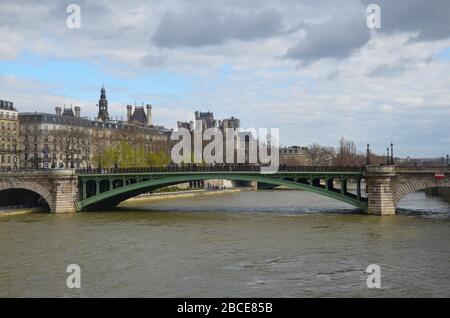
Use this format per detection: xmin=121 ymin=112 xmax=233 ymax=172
xmin=435 ymin=172 xmax=445 ymax=179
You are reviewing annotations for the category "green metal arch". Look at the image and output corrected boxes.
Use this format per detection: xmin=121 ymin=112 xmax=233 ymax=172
xmin=76 ymin=173 xmax=367 ymax=211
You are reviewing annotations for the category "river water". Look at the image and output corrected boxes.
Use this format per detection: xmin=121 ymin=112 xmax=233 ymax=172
xmin=0 ymin=190 xmax=449 ymax=297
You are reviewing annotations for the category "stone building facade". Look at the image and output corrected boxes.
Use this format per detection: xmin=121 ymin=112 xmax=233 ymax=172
xmin=279 ymin=146 xmax=312 ymax=166
xmin=18 ymin=87 xmax=171 ymax=169
xmin=0 ymin=100 xmax=19 ymax=170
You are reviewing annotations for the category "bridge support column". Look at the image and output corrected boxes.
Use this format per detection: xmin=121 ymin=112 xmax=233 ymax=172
xmin=49 ymin=170 xmax=78 ymax=213
xmin=356 ymin=179 xmax=362 ymax=200
xmin=82 ymin=180 xmax=87 ymax=200
xmin=365 ymin=166 xmax=396 ymax=215
xmin=326 ymin=178 xmax=334 ymax=190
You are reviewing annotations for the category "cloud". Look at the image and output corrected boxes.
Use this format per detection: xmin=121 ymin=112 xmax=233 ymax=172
xmin=283 ymin=5 xmax=371 ymax=64
xmin=152 ymin=7 xmax=285 ymax=48
xmin=1 ymin=0 xmax=450 ymax=156
xmin=283 ymin=0 xmax=450 ymax=65
xmin=366 ymin=57 xmax=432 ymax=78
xmin=360 ymin=0 xmax=450 ymax=42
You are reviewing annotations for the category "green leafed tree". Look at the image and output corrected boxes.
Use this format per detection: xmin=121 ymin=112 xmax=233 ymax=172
xmin=93 ymin=141 xmax=171 ymax=168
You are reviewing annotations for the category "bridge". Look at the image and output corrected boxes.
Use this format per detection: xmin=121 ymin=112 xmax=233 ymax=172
xmin=0 ymin=165 xmax=448 ymax=215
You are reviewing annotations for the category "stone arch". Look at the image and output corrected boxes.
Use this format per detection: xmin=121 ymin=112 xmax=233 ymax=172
xmin=394 ymin=177 xmax=450 ymax=207
xmin=0 ymin=180 xmax=54 ymax=211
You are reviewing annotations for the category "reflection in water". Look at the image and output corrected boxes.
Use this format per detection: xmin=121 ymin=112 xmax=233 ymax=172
xmin=0 ymin=189 xmax=449 ymax=297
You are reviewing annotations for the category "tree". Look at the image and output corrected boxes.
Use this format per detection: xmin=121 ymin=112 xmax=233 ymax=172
xmin=93 ymin=141 xmax=171 ymax=168
xmin=53 ymin=128 xmax=93 ymax=168
xmin=334 ymin=137 xmax=366 ymax=166
xmin=307 ymin=143 xmax=336 ymax=166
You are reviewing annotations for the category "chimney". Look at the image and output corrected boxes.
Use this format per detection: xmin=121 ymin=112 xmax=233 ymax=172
xmin=146 ymin=104 xmax=152 ymax=126
xmin=74 ymin=106 xmax=80 ymax=118
xmin=127 ymin=105 xmax=132 ymax=121
xmin=55 ymin=106 xmax=62 ymax=116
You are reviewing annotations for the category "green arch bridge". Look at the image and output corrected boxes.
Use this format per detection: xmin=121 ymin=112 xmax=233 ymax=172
xmin=75 ymin=166 xmax=367 ymax=212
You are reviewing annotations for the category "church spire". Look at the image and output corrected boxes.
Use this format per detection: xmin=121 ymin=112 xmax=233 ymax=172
xmin=97 ymin=85 xmax=109 ymax=122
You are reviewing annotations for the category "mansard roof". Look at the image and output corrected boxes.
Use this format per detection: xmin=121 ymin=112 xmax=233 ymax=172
xmin=18 ymin=112 xmax=171 ymax=136
xmin=62 ymin=108 xmax=75 ymax=117
xmin=129 ymin=106 xmax=147 ymax=126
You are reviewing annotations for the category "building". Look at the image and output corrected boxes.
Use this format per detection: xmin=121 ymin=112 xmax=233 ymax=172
xmin=177 ymin=120 xmax=194 ymax=131
xmin=195 ymin=111 xmax=216 ymax=131
xmin=96 ymin=86 xmax=109 ymax=122
xmin=279 ymin=146 xmax=312 ymax=166
xmin=127 ymin=103 xmax=152 ymax=127
xmin=219 ymin=116 xmax=240 ymax=130
xmin=18 ymin=87 xmax=171 ymax=169
xmin=0 ymin=100 xmax=19 ymax=170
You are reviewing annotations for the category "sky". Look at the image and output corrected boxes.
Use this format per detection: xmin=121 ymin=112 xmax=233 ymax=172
xmin=0 ymin=0 xmax=450 ymax=158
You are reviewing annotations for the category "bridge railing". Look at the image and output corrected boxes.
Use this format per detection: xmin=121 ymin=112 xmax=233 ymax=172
xmin=75 ymin=164 xmax=365 ymax=174
xmin=396 ymin=166 xmax=450 ymax=172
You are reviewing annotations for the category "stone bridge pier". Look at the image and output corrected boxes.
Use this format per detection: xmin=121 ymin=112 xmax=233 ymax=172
xmin=366 ymin=166 xmax=397 ymax=215
xmin=0 ymin=170 xmax=78 ymax=213
xmin=366 ymin=166 xmax=450 ymax=215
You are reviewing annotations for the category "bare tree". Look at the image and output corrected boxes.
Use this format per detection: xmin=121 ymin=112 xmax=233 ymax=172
xmin=307 ymin=143 xmax=336 ymax=166
xmin=334 ymin=137 xmax=364 ymax=166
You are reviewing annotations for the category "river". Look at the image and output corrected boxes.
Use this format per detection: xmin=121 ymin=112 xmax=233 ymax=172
xmin=0 ymin=189 xmax=449 ymax=297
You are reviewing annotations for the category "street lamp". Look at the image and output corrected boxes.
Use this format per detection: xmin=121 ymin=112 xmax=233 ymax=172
xmin=98 ymin=153 xmax=102 ymax=169
xmin=447 ymin=154 xmax=449 ymax=167
xmin=386 ymin=147 xmax=390 ymax=165
xmin=366 ymin=143 xmax=370 ymax=166
xmin=390 ymin=143 xmax=394 ymax=165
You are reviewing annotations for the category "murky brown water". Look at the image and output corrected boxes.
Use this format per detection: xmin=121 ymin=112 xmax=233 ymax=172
xmin=0 ymin=190 xmax=449 ymax=297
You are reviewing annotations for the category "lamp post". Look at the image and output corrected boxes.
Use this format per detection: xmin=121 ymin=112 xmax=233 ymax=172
xmin=390 ymin=143 xmax=394 ymax=165
xmin=366 ymin=143 xmax=370 ymax=166
xmin=386 ymin=147 xmax=390 ymax=165
xmin=447 ymin=154 xmax=449 ymax=167
xmin=98 ymin=153 xmax=102 ymax=169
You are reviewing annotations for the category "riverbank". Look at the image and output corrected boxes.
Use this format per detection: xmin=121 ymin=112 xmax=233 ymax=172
xmin=124 ymin=187 xmax=251 ymax=203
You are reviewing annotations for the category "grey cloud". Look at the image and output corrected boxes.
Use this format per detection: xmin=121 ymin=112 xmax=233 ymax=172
xmin=367 ymin=57 xmax=432 ymax=78
xmin=360 ymin=0 xmax=450 ymax=42
xmin=152 ymin=7 xmax=285 ymax=48
xmin=284 ymin=0 xmax=450 ymax=64
xmin=140 ymin=53 xmax=167 ymax=68
xmin=283 ymin=5 xmax=371 ymax=64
